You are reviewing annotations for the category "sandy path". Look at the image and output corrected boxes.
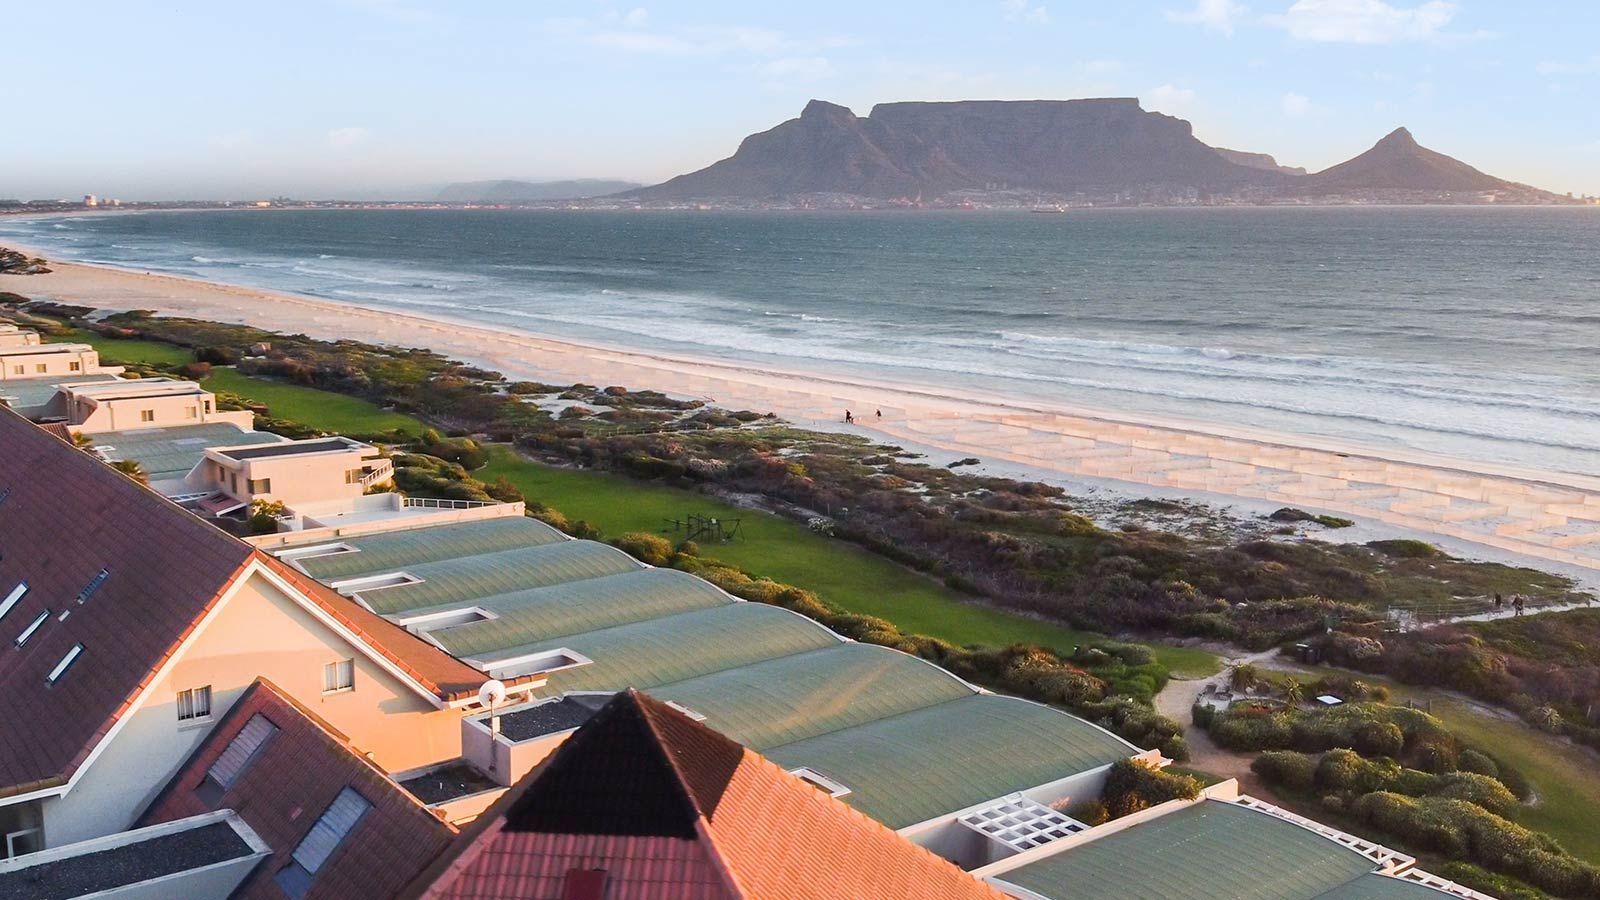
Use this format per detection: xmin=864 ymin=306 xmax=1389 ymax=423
xmin=12 ymin=257 xmax=1600 ymax=576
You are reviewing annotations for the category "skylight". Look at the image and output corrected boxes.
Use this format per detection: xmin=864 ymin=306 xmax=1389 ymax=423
xmin=665 ymin=700 xmax=708 ymax=722
xmin=0 ymin=487 xmax=10 ymax=507
xmin=395 ymin=606 xmax=497 ymax=635
xmin=788 ymin=767 xmax=852 ymax=798
xmin=957 ymin=795 xmax=1088 ymax=854
xmin=206 ymin=714 xmax=279 ymax=791
xmin=14 ymin=609 xmax=48 ymax=647
xmin=0 ymin=582 xmax=27 ymax=623
xmin=275 ymin=787 xmax=372 ymax=899
xmin=77 ymin=568 xmax=110 ymax=604
xmin=328 ymin=571 xmax=422 ymax=597
xmin=46 ymin=643 xmax=85 ymax=685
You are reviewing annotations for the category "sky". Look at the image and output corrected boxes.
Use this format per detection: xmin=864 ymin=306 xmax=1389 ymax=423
xmin=4 ymin=0 xmax=1598 ymax=200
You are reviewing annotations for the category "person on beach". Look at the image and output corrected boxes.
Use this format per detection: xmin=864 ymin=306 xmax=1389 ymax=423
xmin=876 ymin=409 xmax=882 ymax=419
xmin=1494 ymin=593 xmax=1504 ymax=610
xmin=844 ymin=409 xmax=854 ymax=424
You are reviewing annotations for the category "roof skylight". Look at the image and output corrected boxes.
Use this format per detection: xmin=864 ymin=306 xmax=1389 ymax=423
xmin=77 ymin=568 xmax=110 ymax=604
xmin=788 ymin=766 xmax=852 ymax=798
xmin=0 ymin=582 xmax=27 ymax=623
xmin=14 ymin=609 xmax=48 ymax=647
xmin=46 ymin=643 xmax=85 ymax=685
xmin=958 ymin=795 xmax=1088 ymax=854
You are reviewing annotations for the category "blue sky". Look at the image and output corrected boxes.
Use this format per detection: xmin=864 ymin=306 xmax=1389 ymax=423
xmin=4 ymin=1 xmax=1598 ymax=199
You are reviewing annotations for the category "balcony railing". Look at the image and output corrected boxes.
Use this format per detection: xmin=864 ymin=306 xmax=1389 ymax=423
xmin=403 ymin=497 xmax=499 ymax=510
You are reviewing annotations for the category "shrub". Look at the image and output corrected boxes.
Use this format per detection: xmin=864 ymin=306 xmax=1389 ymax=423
xmin=177 ymin=361 xmax=213 ymax=379
xmin=1432 ymin=863 xmax=1544 ymax=900
xmin=1432 ymin=772 xmax=1519 ymax=817
xmin=1456 ymin=749 xmax=1498 ymax=779
xmin=1191 ymin=703 xmax=1215 ymax=728
xmin=612 ymin=532 xmax=673 ymax=566
xmin=1101 ymin=759 xmax=1201 ymax=820
xmin=1253 ymin=751 xmax=1317 ymax=791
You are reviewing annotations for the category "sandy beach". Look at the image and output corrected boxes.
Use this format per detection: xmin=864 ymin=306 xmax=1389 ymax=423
xmin=12 ymin=256 xmax=1600 ymax=578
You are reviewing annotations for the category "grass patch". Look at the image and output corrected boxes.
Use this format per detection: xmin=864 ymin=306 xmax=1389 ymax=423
xmin=204 ymin=368 xmax=426 ymax=437
xmin=479 ymin=445 xmax=1219 ymax=678
xmin=59 ymin=327 xmax=193 ymax=366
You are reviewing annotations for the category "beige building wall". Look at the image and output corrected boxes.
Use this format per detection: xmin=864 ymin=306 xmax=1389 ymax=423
xmin=72 ymin=391 xmax=253 ymax=433
xmin=203 ymin=451 xmax=390 ymax=509
xmin=0 ymin=327 xmax=42 ymax=349
xmin=0 ymin=346 xmax=101 ymax=381
xmin=40 ymin=567 xmax=466 ymax=847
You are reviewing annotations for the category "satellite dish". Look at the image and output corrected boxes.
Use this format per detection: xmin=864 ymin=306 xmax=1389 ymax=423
xmin=477 ymin=679 xmax=507 ymax=708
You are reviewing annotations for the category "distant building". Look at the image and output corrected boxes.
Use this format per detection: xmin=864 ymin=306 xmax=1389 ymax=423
xmin=82 ymin=195 xmax=97 ymax=208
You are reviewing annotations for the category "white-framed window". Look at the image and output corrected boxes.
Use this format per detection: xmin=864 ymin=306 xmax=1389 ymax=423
xmin=323 ymin=659 xmax=355 ymax=693
xmin=177 ymin=685 xmax=213 ymax=722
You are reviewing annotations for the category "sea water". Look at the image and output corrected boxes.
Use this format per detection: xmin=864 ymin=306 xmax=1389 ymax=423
xmin=5 ymin=206 xmax=1598 ymax=475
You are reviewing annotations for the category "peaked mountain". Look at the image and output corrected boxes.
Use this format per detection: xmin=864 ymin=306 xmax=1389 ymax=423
xmin=437 ymin=178 xmax=642 ymax=203
xmin=1213 ymin=147 xmax=1306 ymax=176
xmin=630 ymin=98 xmax=1284 ymax=200
xmin=1302 ymin=127 xmax=1525 ymax=194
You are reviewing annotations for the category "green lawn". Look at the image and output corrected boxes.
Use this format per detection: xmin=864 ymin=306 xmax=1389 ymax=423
xmin=204 ymin=368 xmax=427 ymax=437
xmin=60 ymin=328 xmax=193 ymax=366
xmin=480 ymin=445 xmax=1219 ymax=678
xmin=1423 ymin=698 xmax=1600 ymax=864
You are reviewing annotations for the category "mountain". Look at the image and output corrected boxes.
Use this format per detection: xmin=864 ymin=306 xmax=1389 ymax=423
xmin=1301 ymin=128 xmax=1525 ymax=195
xmin=436 ymin=178 xmax=642 ymax=203
xmin=630 ymin=98 xmax=1283 ymax=200
xmin=1213 ymin=147 xmax=1306 ymax=177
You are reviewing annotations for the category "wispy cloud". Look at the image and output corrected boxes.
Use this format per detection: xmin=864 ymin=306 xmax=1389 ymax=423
xmin=328 ymin=127 xmax=370 ymax=150
xmin=1144 ymin=84 xmax=1199 ymax=116
xmin=1000 ymin=0 xmax=1051 ymax=25
xmin=1537 ymin=57 xmax=1600 ymax=76
xmin=1166 ymin=0 xmax=1249 ymax=36
xmin=1281 ymin=91 xmax=1313 ymax=116
xmin=1265 ymin=0 xmax=1457 ymax=44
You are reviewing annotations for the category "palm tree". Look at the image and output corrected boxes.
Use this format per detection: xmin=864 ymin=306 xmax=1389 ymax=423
xmin=1283 ymin=679 xmax=1306 ymax=707
xmin=110 ymin=459 xmax=148 ymax=485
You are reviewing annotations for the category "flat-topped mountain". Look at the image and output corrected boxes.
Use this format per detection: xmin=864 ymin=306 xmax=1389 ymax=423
xmin=437 ymin=178 xmax=642 ymax=203
xmin=625 ymin=100 xmax=1569 ymax=205
xmin=632 ymin=98 xmax=1284 ymax=200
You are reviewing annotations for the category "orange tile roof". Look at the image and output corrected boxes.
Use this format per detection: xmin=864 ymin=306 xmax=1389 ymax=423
xmin=139 ymin=678 xmax=458 ymax=900
xmin=415 ymin=690 xmax=1008 ymax=900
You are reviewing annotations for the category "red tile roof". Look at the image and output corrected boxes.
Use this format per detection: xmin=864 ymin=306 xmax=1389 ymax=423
xmin=415 ymin=690 xmax=1008 ymax=900
xmin=0 ymin=405 xmax=255 ymax=798
xmin=138 ymin=678 xmax=457 ymax=900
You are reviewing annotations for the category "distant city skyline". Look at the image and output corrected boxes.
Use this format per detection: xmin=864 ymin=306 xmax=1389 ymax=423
xmin=4 ymin=0 xmax=1598 ymax=199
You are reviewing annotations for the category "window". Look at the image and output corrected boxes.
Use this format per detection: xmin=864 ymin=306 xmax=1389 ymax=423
xmin=177 ymin=686 xmax=212 ymax=722
xmin=323 ymin=658 xmax=355 ymax=693
xmin=34 ymin=364 xmax=46 ymax=374
xmin=185 ymin=406 xmax=198 ymax=419
xmin=344 ymin=468 xmax=365 ymax=485
xmin=8 ymin=365 xmax=19 ymax=375
xmin=200 ymin=714 xmax=278 ymax=802
xmin=46 ymin=644 xmax=84 ymax=685
xmin=248 ymin=477 xmax=272 ymax=494
xmin=14 ymin=610 xmax=47 ymax=647
xmin=0 ymin=582 xmax=26 ymax=623
xmin=68 ymin=361 xmax=81 ymax=372
xmin=788 ymin=767 xmax=852 ymax=798
xmin=139 ymin=409 xmax=155 ymax=422
xmin=274 ymin=787 xmax=371 ymax=899
xmin=204 ymin=399 xmax=212 ymax=413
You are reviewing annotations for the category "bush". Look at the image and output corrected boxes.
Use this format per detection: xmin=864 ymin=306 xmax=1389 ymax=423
xmin=1457 ymin=749 xmax=1499 ymax=779
xmin=1432 ymin=772 xmax=1519 ymax=817
xmin=1101 ymin=759 xmax=1201 ymax=820
xmin=1433 ymin=862 xmax=1546 ymax=900
xmin=1253 ymin=751 xmax=1317 ymax=791
xmin=612 ymin=532 xmax=673 ymax=566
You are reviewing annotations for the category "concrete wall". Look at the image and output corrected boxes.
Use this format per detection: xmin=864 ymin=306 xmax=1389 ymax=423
xmin=41 ymin=569 xmax=465 ymax=847
xmin=73 ymin=392 xmax=251 ymax=433
xmin=0 ymin=328 xmax=41 ymax=348
xmin=0 ymin=346 xmax=99 ymax=380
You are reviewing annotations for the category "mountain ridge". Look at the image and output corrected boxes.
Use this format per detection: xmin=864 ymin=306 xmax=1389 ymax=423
xmin=624 ymin=100 xmax=1567 ymax=205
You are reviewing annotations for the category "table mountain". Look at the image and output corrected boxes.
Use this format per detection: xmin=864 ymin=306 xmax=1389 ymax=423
xmin=631 ymin=98 xmax=1283 ymax=200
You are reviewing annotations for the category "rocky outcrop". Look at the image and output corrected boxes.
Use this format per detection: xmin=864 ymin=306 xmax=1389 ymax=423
xmin=1213 ymin=147 xmax=1307 ymax=176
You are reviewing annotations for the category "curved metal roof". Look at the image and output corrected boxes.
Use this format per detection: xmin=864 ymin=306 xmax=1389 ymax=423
xmin=358 ymin=540 xmax=639 ymax=615
xmin=651 ymin=643 xmax=975 ymax=751
xmin=765 ymin=694 xmax=1137 ymax=830
xmin=500 ymin=603 xmax=841 ymax=695
xmin=432 ymin=568 xmax=731 ymax=658
xmin=297 ymin=516 xmax=566 ymax=581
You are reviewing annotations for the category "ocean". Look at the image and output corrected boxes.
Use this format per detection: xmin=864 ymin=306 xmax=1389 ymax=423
xmin=5 ymin=207 xmax=1599 ymax=476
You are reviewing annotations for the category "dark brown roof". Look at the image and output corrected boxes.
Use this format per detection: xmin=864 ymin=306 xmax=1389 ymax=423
xmin=0 ymin=406 xmax=255 ymax=798
xmin=0 ymin=407 xmax=510 ymax=799
xmin=416 ymin=690 xmax=1007 ymax=900
xmin=138 ymin=678 xmax=457 ymax=900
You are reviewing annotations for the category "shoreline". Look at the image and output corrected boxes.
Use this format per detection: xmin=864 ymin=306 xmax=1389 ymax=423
xmin=9 ymin=254 xmax=1600 ymax=577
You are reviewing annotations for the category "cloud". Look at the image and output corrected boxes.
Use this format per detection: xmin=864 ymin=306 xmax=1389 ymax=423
xmin=1001 ymin=0 xmax=1051 ymax=24
xmin=1281 ymin=92 xmax=1313 ymax=116
xmin=1143 ymin=84 xmax=1199 ymax=116
xmin=1166 ymin=0 xmax=1249 ymax=35
xmin=1265 ymin=0 xmax=1456 ymax=44
xmin=327 ymin=127 xmax=370 ymax=150
xmin=1537 ymin=57 xmax=1600 ymax=76
xmin=760 ymin=56 xmax=837 ymax=83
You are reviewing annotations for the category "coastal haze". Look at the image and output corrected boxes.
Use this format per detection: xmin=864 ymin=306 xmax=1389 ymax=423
xmin=7 ymin=206 xmax=1600 ymax=476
